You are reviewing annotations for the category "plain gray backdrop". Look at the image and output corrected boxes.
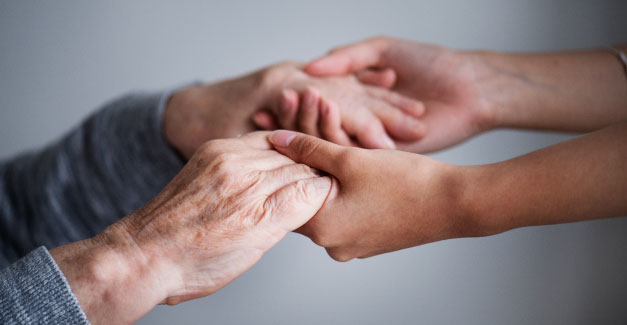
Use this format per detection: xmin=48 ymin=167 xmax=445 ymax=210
xmin=1 ymin=1 xmax=626 ymax=324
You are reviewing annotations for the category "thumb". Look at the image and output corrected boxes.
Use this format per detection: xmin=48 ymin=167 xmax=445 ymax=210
xmin=265 ymin=176 xmax=333 ymax=232
xmin=304 ymin=37 xmax=390 ymax=76
xmin=268 ymin=130 xmax=343 ymax=174
xmin=356 ymin=68 xmax=397 ymax=89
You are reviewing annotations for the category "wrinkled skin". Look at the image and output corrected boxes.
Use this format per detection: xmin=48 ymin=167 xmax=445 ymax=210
xmin=254 ymin=63 xmax=426 ymax=148
xmin=165 ymin=61 xmax=425 ymax=159
xmin=52 ymin=132 xmax=332 ymax=324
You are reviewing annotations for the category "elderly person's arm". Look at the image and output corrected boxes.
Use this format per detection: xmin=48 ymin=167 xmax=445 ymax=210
xmin=0 ymin=91 xmax=186 ymax=266
xmin=2 ymin=132 xmax=331 ymax=324
xmin=0 ymin=61 xmax=419 ymax=323
xmin=0 ymin=91 xmax=184 ymax=324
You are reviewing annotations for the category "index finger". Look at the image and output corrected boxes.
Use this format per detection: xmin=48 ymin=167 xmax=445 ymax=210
xmin=237 ymin=131 xmax=274 ymax=150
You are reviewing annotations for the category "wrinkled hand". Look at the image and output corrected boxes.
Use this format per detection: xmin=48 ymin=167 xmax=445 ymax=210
xmin=252 ymin=62 xmax=426 ymax=149
xmin=305 ymin=36 xmax=497 ymax=153
xmin=51 ymin=132 xmax=332 ymax=324
xmin=268 ymin=130 xmax=470 ymax=262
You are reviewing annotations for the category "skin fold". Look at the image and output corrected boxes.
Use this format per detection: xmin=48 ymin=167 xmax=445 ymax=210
xmin=164 ymin=61 xmax=425 ymax=159
xmin=39 ymin=36 xmax=627 ymax=323
xmin=51 ymin=132 xmax=333 ymax=324
xmin=263 ymin=36 xmax=627 ymax=260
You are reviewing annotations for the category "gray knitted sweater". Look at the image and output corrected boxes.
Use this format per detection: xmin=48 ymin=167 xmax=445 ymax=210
xmin=0 ymin=90 xmax=185 ymax=324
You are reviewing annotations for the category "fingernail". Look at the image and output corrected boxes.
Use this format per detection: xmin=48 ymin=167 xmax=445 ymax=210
xmin=320 ymin=101 xmax=329 ymax=115
xmin=303 ymin=90 xmax=317 ymax=108
xmin=405 ymin=118 xmax=426 ymax=137
xmin=405 ymin=117 xmax=423 ymax=129
xmin=280 ymin=90 xmax=293 ymax=114
xmin=270 ymin=130 xmax=298 ymax=147
xmin=383 ymin=134 xmax=396 ymax=149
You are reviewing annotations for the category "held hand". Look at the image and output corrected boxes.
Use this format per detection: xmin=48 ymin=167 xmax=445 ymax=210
xmin=51 ymin=132 xmax=332 ymax=324
xmin=305 ymin=36 xmax=498 ymax=153
xmin=252 ymin=62 xmax=426 ymax=149
xmin=268 ymin=130 xmax=471 ymax=262
xmin=165 ymin=61 xmax=426 ymax=159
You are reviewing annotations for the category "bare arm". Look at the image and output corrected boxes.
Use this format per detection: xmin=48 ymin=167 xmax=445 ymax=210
xmin=462 ymin=122 xmax=627 ymax=236
xmin=305 ymin=37 xmax=627 ymax=152
xmin=267 ymin=125 xmax=627 ymax=260
xmin=472 ymin=46 xmax=627 ymax=132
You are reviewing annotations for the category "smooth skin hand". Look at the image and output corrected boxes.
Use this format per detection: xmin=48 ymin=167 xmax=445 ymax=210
xmin=50 ymin=132 xmax=333 ymax=324
xmin=303 ymin=37 xmax=627 ymax=152
xmin=165 ymin=61 xmax=425 ymax=159
xmin=268 ymin=127 xmax=627 ymax=262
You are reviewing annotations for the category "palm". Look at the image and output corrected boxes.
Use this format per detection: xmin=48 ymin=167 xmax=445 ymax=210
xmin=386 ymin=42 xmax=490 ymax=152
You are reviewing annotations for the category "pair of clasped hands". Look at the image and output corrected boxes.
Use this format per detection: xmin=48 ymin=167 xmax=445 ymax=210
xmin=51 ymin=36 xmax=627 ymax=323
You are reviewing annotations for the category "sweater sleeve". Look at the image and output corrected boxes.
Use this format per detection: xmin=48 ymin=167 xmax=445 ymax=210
xmin=0 ymin=89 xmax=185 ymax=267
xmin=0 ymin=246 xmax=88 ymax=324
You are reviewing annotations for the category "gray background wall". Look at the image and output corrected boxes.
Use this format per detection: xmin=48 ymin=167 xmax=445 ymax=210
xmin=1 ymin=1 xmax=626 ymax=324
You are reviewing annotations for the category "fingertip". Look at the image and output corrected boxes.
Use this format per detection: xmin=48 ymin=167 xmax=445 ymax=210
xmin=304 ymin=55 xmax=349 ymax=76
xmin=269 ymin=130 xmax=299 ymax=148
xmin=356 ymin=68 xmax=397 ymax=88
xmin=405 ymin=100 xmax=426 ymax=118
xmin=357 ymin=123 xmax=396 ymax=150
xmin=253 ymin=111 xmax=277 ymax=130
xmin=281 ymin=89 xmax=299 ymax=112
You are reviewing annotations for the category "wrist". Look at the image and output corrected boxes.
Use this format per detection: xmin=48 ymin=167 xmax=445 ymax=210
xmin=51 ymin=222 xmax=174 ymax=324
xmin=460 ymin=50 xmax=521 ymax=130
xmin=455 ymin=163 xmax=514 ymax=238
xmin=163 ymin=84 xmax=206 ymax=159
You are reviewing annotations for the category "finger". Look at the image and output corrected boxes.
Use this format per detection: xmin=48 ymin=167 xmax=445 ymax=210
xmin=356 ymin=68 xmax=397 ymax=88
xmin=276 ymin=89 xmax=299 ymax=130
xmin=318 ymin=98 xmax=352 ymax=146
xmin=264 ymin=176 xmax=333 ymax=232
xmin=368 ymin=100 xmax=426 ymax=142
xmin=354 ymin=117 xmax=396 ymax=149
xmin=297 ymin=87 xmax=321 ymax=137
xmin=365 ymin=86 xmax=425 ymax=118
xmin=253 ymin=111 xmax=278 ymax=130
xmin=268 ymin=130 xmax=345 ymax=174
xmin=236 ymin=131 xmax=275 ymax=150
xmin=261 ymin=163 xmax=322 ymax=195
xmin=304 ymin=37 xmax=390 ymax=76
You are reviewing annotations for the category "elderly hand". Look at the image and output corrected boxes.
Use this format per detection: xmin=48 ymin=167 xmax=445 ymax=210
xmin=268 ymin=130 xmax=472 ymax=262
xmin=50 ymin=132 xmax=332 ymax=324
xmin=304 ymin=36 xmax=498 ymax=153
xmin=164 ymin=61 xmax=425 ymax=159
xmin=252 ymin=62 xmax=426 ymax=149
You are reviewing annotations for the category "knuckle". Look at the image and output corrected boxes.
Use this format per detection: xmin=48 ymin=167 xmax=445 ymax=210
xmin=209 ymin=152 xmax=239 ymax=177
xmin=336 ymin=148 xmax=360 ymax=172
xmin=295 ymin=138 xmax=321 ymax=162
xmin=197 ymin=139 xmax=223 ymax=156
xmin=360 ymin=121 xmax=384 ymax=136
xmin=327 ymin=248 xmax=355 ymax=263
xmin=292 ymin=178 xmax=314 ymax=201
xmin=310 ymin=231 xmax=333 ymax=247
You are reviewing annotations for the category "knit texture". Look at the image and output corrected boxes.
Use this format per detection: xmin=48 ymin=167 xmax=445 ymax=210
xmin=0 ymin=89 xmax=185 ymax=323
xmin=0 ymin=247 xmax=88 ymax=324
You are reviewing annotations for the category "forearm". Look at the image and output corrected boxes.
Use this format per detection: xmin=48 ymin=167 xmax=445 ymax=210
xmin=460 ymin=123 xmax=627 ymax=236
xmin=0 ymin=92 xmax=183 ymax=266
xmin=468 ymin=46 xmax=627 ymax=132
xmin=49 ymin=223 xmax=174 ymax=324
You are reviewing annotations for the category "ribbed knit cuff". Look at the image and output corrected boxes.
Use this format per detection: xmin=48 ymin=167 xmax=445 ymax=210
xmin=0 ymin=246 xmax=89 ymax=324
